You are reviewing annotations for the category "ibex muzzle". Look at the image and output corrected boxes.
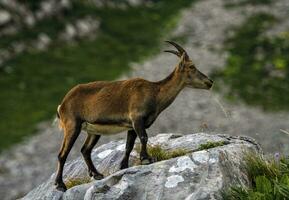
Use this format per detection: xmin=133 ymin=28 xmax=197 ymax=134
xmin=54 ymin=41 xmax=213 ymax=191
xmin=186 ymin=69 xmax=213 ymax=89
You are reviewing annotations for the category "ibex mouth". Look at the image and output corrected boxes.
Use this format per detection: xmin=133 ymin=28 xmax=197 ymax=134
xmin=205 ymin=79 xmax=214 ymax=89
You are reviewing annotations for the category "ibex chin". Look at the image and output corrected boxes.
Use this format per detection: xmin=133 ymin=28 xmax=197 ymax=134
xmin=54 ymin=41 xmax=213 ymax=191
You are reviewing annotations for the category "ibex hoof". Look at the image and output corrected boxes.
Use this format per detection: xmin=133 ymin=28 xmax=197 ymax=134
xmin=141 ymin=157 xmax=156 ymax=165
xmin=93 ymin=173 xmax=104 ymax=180
xmin=89 ymin=171 xmax=104 ymax=180
xmin=120 ymin=162 xmax=128 ymax=170
xmin=55 ymin=182 xmax=67 ymax=192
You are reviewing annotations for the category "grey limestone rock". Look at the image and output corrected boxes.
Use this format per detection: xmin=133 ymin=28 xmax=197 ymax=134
xmin=22 ymin=133 xmax=260 ymax=200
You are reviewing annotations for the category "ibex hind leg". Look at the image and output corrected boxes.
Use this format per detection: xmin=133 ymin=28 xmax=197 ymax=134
xmin=55 ymin=120 xmax=81 ymax=191
xmin=81 ymin=134 xmax=104 ymax=180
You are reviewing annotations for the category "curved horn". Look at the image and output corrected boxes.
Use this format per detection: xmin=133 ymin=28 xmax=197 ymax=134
xmin=165 ymin=40 xmax=189 ymax=59
xmin=164 ymin=50 xmax=181 ymax=57
xmin=165 ymin=41 xmax=187 ymax=54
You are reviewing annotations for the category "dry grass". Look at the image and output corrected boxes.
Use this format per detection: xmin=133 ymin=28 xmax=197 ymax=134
xmin=134 ymin=144 xmax=190 ymax=163
xmin=65 ymin=176 xmax=91 ymax=189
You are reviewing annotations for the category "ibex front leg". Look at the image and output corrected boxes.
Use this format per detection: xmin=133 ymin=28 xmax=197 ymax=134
xmin=132 ymin=118 xmax=154 ymax=165
xmin=120 ymin=130 xmax=137 ymax=169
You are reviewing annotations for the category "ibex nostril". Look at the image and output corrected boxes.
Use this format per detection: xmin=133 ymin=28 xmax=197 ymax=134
xmin=205 ymin=80 xmax=213 ymax=89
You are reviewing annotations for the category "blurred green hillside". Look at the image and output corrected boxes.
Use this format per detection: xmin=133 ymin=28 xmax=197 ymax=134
xmin=0 ymin=0 xmax=195 ymax=151
xmin=212 ymin=12 xmax=289 ymax=111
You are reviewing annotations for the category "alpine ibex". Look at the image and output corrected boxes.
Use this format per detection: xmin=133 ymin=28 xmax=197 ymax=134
xmin=54 ymin=41 xmax=213 ymax=191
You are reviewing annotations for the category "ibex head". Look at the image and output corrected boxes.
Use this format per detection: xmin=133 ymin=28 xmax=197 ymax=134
xmin=165 ymin=41 xmax=213 ymax=90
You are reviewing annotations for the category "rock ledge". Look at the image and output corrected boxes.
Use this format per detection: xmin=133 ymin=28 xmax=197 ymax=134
xmin=22 ymin=133 xmax=261 ymax=200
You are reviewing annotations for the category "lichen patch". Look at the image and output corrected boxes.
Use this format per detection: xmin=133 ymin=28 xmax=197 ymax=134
xmin=169 ymin=156 xmax=196 ymax=173
xmin=209 ymin=156 xmax=218 ymax=164
xmin=165 ymin=175 xmax=184 ymax=188
xmin=192 ymin=151 xmax=209 ymax=164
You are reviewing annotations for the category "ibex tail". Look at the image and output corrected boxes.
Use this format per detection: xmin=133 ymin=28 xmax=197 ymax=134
xmin=54 ymin=105 xmax=64 ymax=130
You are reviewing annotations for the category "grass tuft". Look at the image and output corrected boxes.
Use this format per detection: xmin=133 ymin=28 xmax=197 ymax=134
xmin=223 ymin=152 xmax=289 ymax=200
xmin=197 ymin=141 xmax=226 ymax=151
xmin=135 ymin=144 xmax=190 ymax=163
xmin=65 ymin=176 xmax=92 ymax=189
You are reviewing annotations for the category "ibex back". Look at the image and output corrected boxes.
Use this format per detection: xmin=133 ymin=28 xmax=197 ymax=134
xmin=54 ymin=41 xmax=213 ymax=191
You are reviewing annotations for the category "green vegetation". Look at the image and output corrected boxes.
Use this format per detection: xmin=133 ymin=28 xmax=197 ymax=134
xmin=223 ymin=152 xmax=289 ymax=200
xmin=16 ymin=0 xmax=44 ymax=11
xmin=0 ymin=0 xmax=196 ymax=151
xmin=134 ymin=141 xmax=227 ymax=164
xmin=212 ymin=13 xmax=289 ymax=111
xmin=197 ymin=141 xmax=226 ymax=151
xmin=65 ymin=176 xmax=91 ymax=189
xmin=135 ymin=144 xmax=190 ymax=163
xmin=224 ymin=0 xmax=272 ymax=8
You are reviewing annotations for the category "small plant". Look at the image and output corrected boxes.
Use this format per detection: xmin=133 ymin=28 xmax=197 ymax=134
xmin=65 ymin=176 xmax=91 ymax=189
xmin=223 ymin=152 xmax=289 ymax=200
xmin=197 ymin=141 xmax=226 ymax=151
xmin=135 ymin=144 xmax=190 ymax=163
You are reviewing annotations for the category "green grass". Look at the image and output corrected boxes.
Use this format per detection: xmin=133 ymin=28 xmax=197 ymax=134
xmin=197 ymin=141 xmax=226 ymax=151
xmin=0 ymin=0 xmax=196 ymax=152
xmin=224 ymin=0 xmax=272 ymax=8
xmin=223 ymin=152 xmax=289 ymax=200
xmin=135 ymin=144 xmax=190 ymax=163
xmin=65 ymin=176 xmax=91 ymax=189
xmin=134 ymin=141 xmax=227 ymax=165
xmin=211 ymin=13 xmax=289 ymax=111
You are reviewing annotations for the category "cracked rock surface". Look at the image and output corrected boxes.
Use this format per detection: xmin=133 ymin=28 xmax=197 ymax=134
xmin=22 ymin=133 xmax=260 ymax=200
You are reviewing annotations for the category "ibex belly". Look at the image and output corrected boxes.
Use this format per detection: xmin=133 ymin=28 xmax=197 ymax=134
xmin=82 ymin=122 xmax=131 ymax=135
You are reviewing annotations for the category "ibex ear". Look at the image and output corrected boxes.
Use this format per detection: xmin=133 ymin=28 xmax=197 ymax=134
xmin=178 ymin=53 xmax=186 ymax=70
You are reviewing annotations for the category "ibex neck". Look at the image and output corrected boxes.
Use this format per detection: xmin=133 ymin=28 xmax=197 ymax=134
xmin=156 ymin=69 xmax=185 ymax=112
